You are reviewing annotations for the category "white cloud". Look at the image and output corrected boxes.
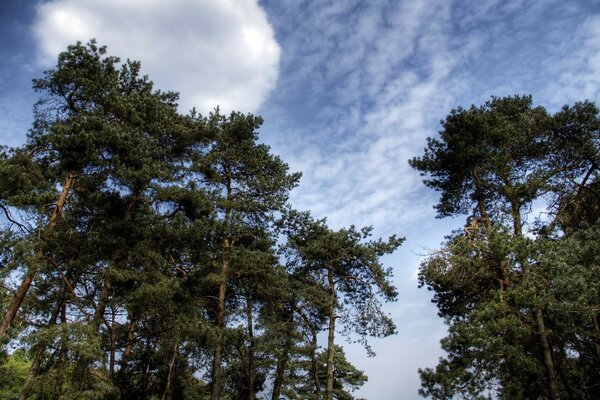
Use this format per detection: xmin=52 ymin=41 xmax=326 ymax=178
xmin=32 ymin=0 xmax=280 ymax=114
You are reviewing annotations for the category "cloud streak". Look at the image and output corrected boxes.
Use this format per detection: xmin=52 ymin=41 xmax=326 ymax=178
xmin=261 ymin=0 xmax=600 ymax=238
xmin=261 ymin=0 xmax=469 ymax=235
xmin=257 ymin=2 xmax=600 ymax=397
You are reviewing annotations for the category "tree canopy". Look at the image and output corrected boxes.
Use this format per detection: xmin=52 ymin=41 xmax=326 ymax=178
xmin=412 ymin=95 xmax=600 ymax=400
xmin=0 ymin=40 xmax=400 ymax=400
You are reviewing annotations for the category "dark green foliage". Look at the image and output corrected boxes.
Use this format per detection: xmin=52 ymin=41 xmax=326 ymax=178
xmin=282 ymin=345 xmax=367 ymax=400
xmin=0 ymin=41 xmax=396 ymax=400
xmin=281 ymin=211 xmax=401 ymax=400
xmin=413 ymin=95 xmax=600 ymax=399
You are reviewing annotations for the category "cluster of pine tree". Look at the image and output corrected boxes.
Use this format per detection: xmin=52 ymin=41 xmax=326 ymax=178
xmin=0 ymin=41 xmax=402 ymax=400
xmin=412 ymin=96 xmax=600 ymax=399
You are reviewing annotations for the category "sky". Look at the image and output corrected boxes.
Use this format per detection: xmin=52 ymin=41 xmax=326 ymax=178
xmin=1 ymin=0 xmax=600 ymax=398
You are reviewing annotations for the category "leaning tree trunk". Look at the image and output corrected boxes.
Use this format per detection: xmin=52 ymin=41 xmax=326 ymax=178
xmin=161 ymin=337 xmax=180 ymax=400
xmin=0 ymin=173 xmax=75 ymax=336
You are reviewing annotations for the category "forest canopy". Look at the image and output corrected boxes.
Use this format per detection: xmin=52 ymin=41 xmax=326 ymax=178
xmin=0 ymin=41 xmax=401 ymax=400
xmin=1 ymin=40 xmax=599 ymax=400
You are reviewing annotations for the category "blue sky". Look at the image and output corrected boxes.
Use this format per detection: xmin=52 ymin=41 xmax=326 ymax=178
xmin=1 ymin=0 xmax=600 ymax=398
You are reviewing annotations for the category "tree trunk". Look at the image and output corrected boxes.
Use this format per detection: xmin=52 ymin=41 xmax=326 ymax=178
xmin=118 ymin=314 xmax=137 ymax=378
xmin=272 ymin=332 xmax=293 ymax=400
xmin=211 ymin=173 xmax=233 ymax=400
xmin=19 ymin=288 xmax=66 ymax=400
xmin=593 ymin=314 xmax=600 ymax=361
xmin=70 ymin=278 xmax=112 ymax=389
xmin=109 ymin=305 xmax=116 ymax=375
xmin=246 ymin=298 xmax=256 ymax=400
xmin=311 ymin=329 xmax=321 ymax=400
xmin=325 ymin=264 xmax=336 ymax=400
xmin=509 ymin=195 xmax=561 ymax=400
xmin=161 ymin=338 xmax=180 ymax=400
xmin=0 ymin=173 xmax=75 ymax=336
xmin=54 ymin=301 xmax=68 ymax=398
xmin=536 ymin=309 xmax=561 ymax=400
xmin=296 ymin=306 xmax=321 ymax=400
xmin=211 ymin=248 xmax=229 ymax=400
xmin=510 ymin=199 xmax=523 ymax=238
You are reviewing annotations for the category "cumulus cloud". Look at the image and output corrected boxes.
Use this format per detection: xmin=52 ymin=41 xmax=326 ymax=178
xmin=32 ymin=0 xmax=280 ymax=114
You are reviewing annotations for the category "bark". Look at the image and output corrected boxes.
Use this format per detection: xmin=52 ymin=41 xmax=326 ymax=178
xmin=246 ymin=299 xmax=256 ymax=400
xmin=296 ymin=306 xmax=321 ymax=400
xmin=109 ymin=305 xmax=116 ymax=375
xmin=472 ymin=168 xmax=490 ymax=220
xmin=161 ymin=338 xmax=180 ymax=400
xmin=211 ymin=173 xmax=233 ymax=400
xmin=593 ymin=314 xmax=600 ymax=361
xmin=509 ymin=194 xmax=561 ymax=400
xmin=0 ymin=173 xmax=75 ymax=336
xmin=271 ymin=331 xmax=293 ymax=400
xmin=210 ymin=253 xmax=229 ymax=400
xmin=536 ymin=309 xmax=561 ymax=400
xmin=74 ymin=190 xmax=138 ymax=387
xmin=510 ymin=199 xmax=523 ymax=238
xmin=272 ymin=346 xmax=289 ymax=400
xmin=325 ymin=264 xmax=336 ymax=400
xmin=311 ymin=329 xmax=322 ymax=400
xmin=92 ymin=279 xmax=112 ymax=329
xmin=19 ymin=288 xmax=66 ymax=400
xmin=69 ymin=278 xmax=112 ymax=390
xmin=54 ymin=301 xmax=68 ymax=398
xmin=118 ymin=315 xmax=137 ymax=375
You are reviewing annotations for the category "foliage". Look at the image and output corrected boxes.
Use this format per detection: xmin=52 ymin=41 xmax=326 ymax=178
xmin=0 ymin=40 xmax=399 ymax=400
xmin=0 ymin=351 xmax=31 ymax=399
xmin=412 ymin=95 xmax=600 ymax=399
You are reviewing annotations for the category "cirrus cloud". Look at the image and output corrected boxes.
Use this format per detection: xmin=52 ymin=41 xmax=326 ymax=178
xmin=33 ymin=0 xmax=281 ymax=114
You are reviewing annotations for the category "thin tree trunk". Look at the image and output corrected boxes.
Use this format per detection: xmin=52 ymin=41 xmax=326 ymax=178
xmin=272 ymin=331 xmax=293 ymax=400
xmin=74 ymin=190 xmax=138 ymax=388
xmin=109 ymin=305 xmax=117 ymax=375
xmin=325 ymin=264 xmax=336 ymax=400
xmin=54 ymin=301 xmax=68 ymax=398
xmin=311 ymin=329 xmax=321 ymax=400
xmin=593 ymin=314 xmax=600 ymax=361
xmin=246 ymin=298 xmax=256 ymax=400
xmin=536 ymin=309 xmax=561 ymax=400
xmin=211 ymin=174 xmax=233 ymax=400
xmin=555 ymin=347 xmax=576 ymax=400
xmin=118 ymin=314 xmax=137 ymax=377
xmin=161 ymin=338 xmax=180 ymax=400
xmin=211 ymin=254 xmax=228 ymax=400
xmin=296 ymin=306 xmax=321 ymax=400
xmin=0 ymin=173 xmax=75 ymax=336
xmin=509 ymin=196 xmax=561 ymax=400
xmin=510 ymin=199 xmax=523 ymax=238
xmin=70 ymin=278 xmax=112 ymax=389
xmin=19 ymin=288 xmax=66 ymax=400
